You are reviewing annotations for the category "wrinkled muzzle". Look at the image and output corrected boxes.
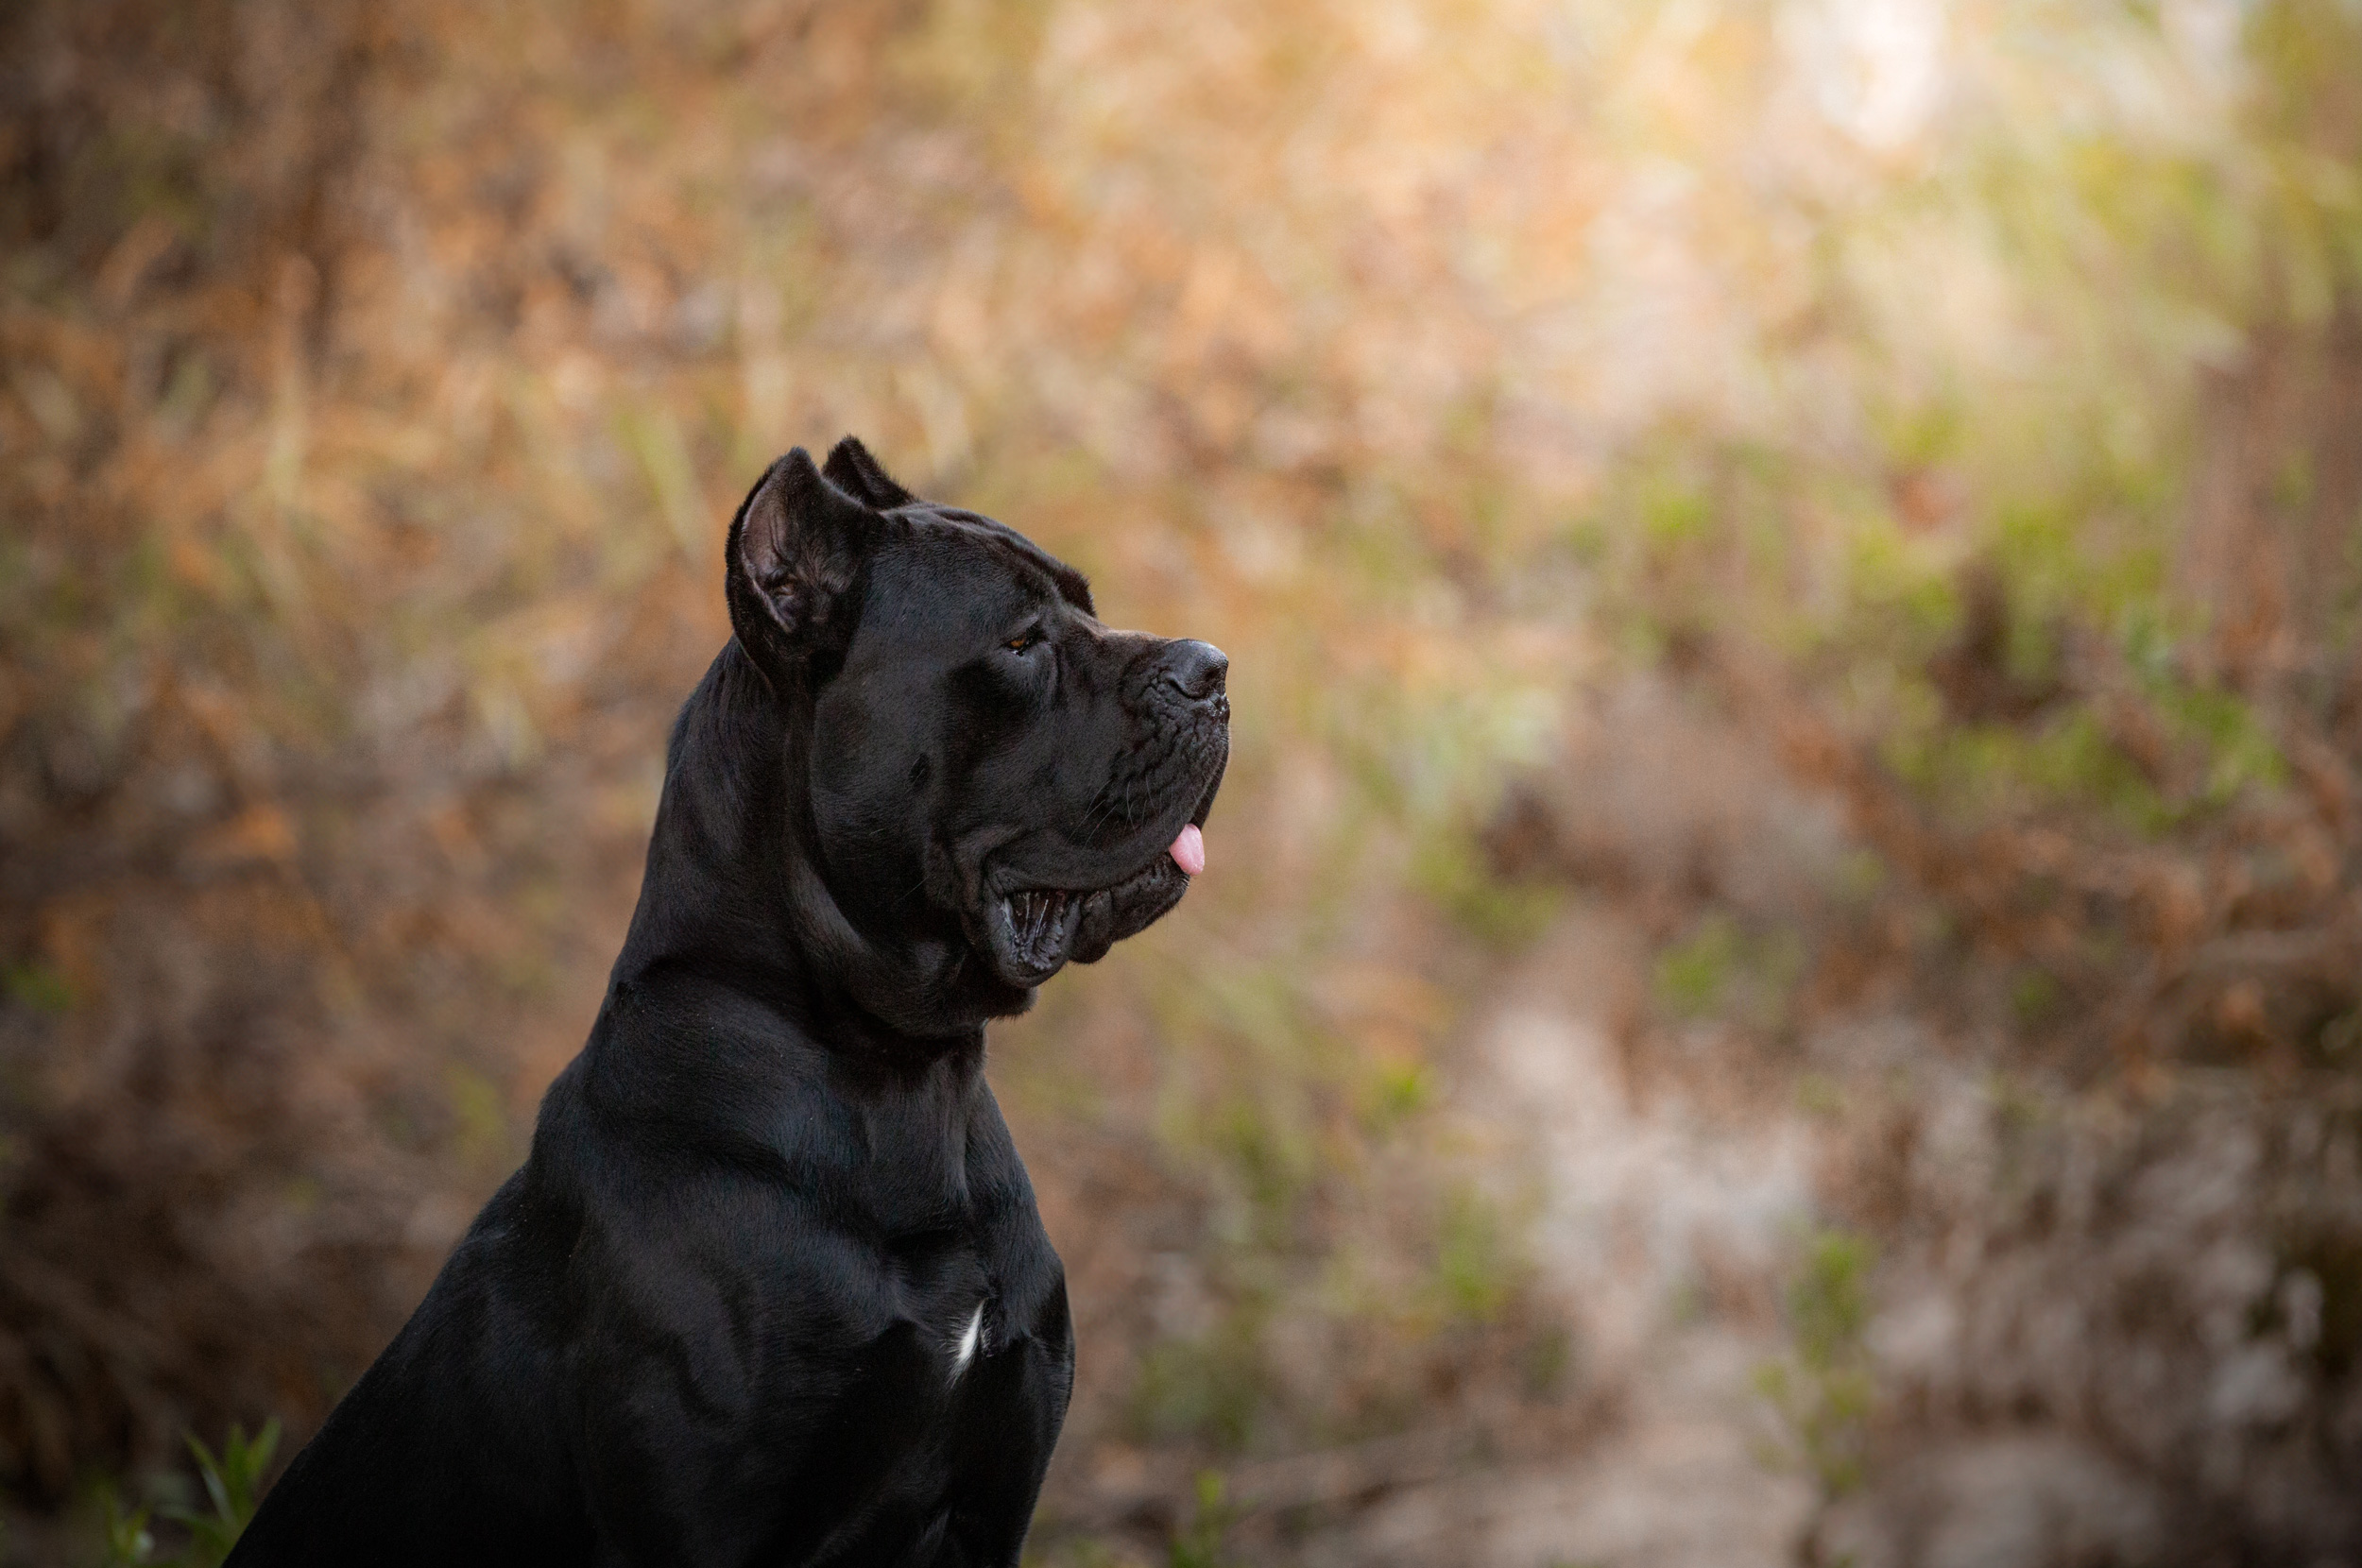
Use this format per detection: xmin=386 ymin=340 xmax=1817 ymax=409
xmin=976 ymin=639 xmax=1228 ymax=987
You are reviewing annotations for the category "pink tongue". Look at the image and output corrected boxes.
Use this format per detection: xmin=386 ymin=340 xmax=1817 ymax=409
xmin=1170 ymin=823 xmax=1206 ymax=877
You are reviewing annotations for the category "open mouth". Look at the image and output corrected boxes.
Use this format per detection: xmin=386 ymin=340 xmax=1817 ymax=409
xmin=979 ymin=738 xmax=1225 ymax=989
xmin=983 ymin=784 xmax=1216 ymax=986
xmin=985 ymin=836 xmax=1192 ymax=985
xmin=999 ymin=886 xmax=1084 ymax=977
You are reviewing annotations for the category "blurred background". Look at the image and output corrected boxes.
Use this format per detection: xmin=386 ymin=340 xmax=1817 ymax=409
xmin=3 ymin=0 xmax=2360 ymax=1563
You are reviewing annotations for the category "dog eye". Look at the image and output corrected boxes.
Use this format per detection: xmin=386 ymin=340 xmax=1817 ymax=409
xmin=1003 ymin=630 xmax=1042 ymax=654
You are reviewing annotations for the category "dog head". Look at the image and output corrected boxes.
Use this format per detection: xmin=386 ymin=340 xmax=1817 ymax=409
xmin=722 ymin=439 xmax=1228 ymax=1029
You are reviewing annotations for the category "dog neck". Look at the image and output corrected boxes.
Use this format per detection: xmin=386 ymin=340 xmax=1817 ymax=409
xmin=608 ymin=640 xmax=998 ymax=1052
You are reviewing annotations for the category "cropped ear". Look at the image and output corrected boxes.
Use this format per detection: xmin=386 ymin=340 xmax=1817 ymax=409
xmin=724 ymin=449 xmax=874 ymax=673
xmin=821 ymin=435 xmax=916 ymax=510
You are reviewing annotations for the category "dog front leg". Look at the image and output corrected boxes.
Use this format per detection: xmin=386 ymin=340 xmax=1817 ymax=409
xmin=932 ymin=1288 xmax=1075 ymax=1568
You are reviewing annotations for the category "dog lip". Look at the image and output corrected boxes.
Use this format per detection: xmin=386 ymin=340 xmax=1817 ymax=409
xmin=990 ymin=843 xmax=1179 ymax=905
xmin=988 ymin=886 xmax=1082 ymax=982
xmin=980 ymin=743 xmax=1224 ymax=897
xmin=1188 ymin=755 xmax=1223 ymax=828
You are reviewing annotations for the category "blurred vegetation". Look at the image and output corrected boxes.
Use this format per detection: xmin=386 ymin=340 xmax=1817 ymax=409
xmin=1754 ymin=1230 xmax=1877 ymax=1563
xmin=93 ymin=1423 xmax=274 ymax=1568
xmin=3 ymin=0 xmax=2360 ymax=1562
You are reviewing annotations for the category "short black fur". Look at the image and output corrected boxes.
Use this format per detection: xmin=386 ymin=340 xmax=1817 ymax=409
xmin=228 ymin=440 xmax=1229 ymax=1567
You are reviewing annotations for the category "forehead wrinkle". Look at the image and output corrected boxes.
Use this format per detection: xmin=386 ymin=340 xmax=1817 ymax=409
xmin=901 ymin=505 xmax=1093 ymax=613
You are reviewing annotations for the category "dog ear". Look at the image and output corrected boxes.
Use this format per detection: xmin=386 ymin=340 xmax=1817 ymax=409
xmin=821 ymin=435 xmax=916 ymax=510
xmin=725 ymin=449 xmax=873 ymax=668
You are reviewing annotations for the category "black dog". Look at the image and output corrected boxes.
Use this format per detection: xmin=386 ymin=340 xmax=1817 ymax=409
xmin=228 ymin=439 xmax=1228 ymax=1566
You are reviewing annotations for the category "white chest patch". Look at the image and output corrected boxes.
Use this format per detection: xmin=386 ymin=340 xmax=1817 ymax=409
xmin=948 ymin=1302 xmax=985 ymax=1380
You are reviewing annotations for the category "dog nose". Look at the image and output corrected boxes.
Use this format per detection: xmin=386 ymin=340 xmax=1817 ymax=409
xmin=1160 ymin=639 xmax=1229 ymax=703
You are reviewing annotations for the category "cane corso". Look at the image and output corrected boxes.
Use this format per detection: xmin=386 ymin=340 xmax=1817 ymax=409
xmin=228 ymin=439 xmax=1228 ymax=1567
